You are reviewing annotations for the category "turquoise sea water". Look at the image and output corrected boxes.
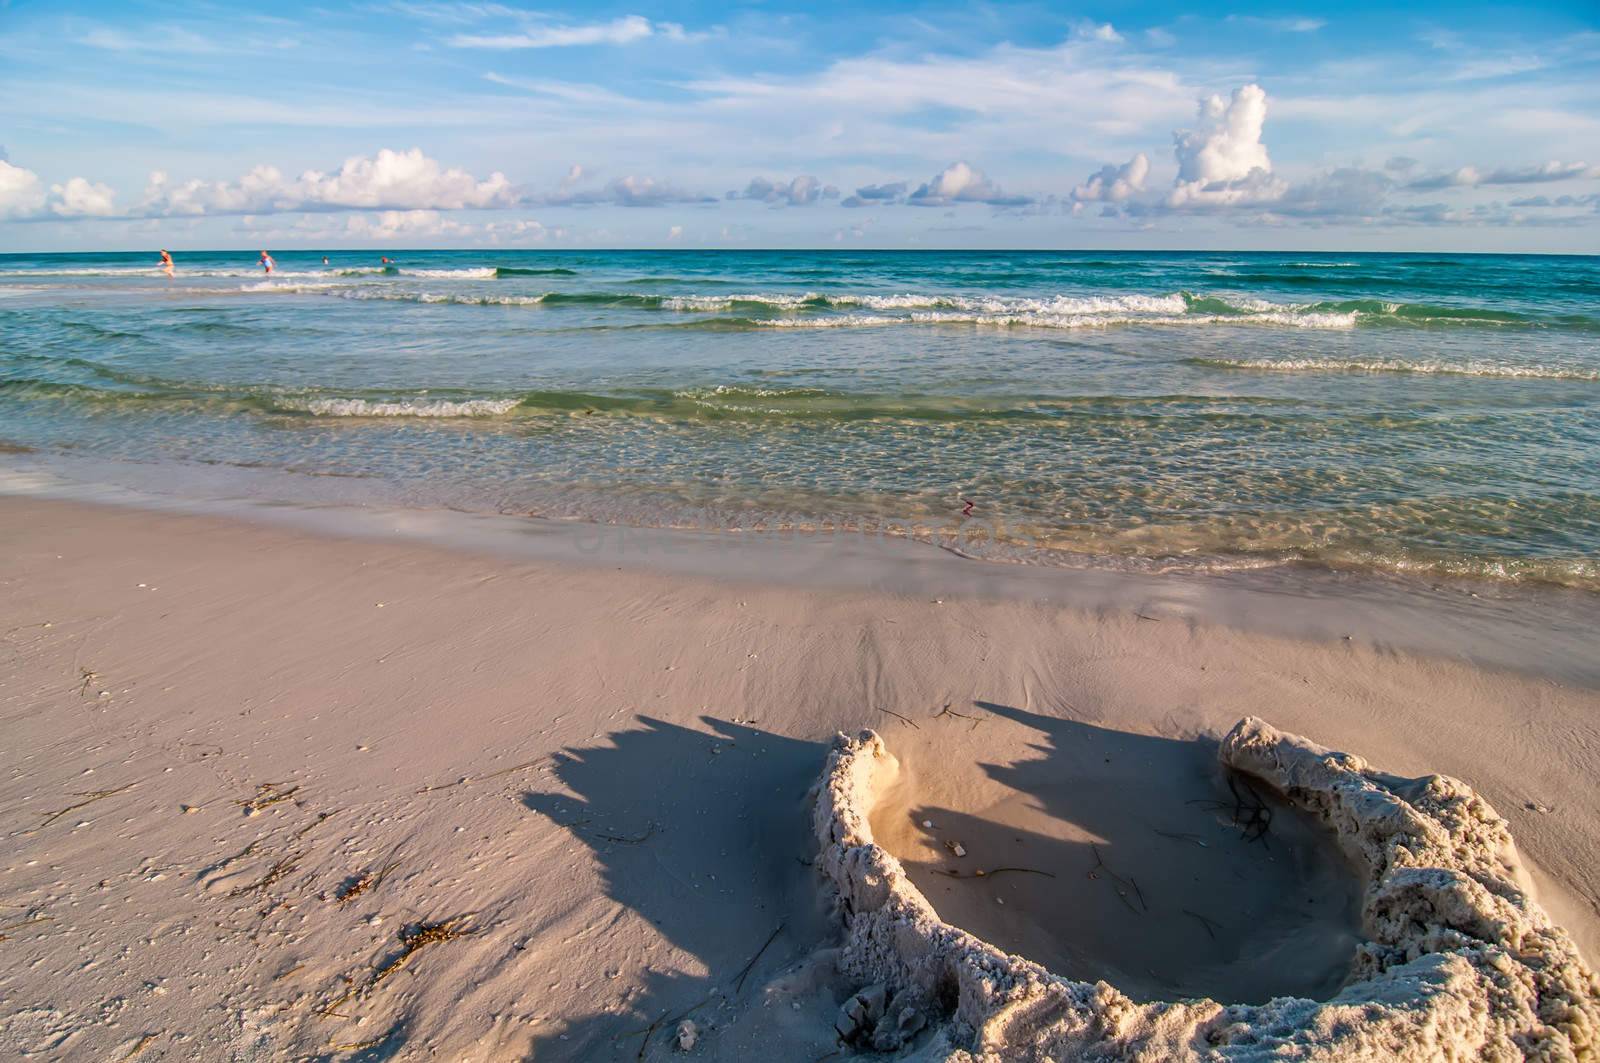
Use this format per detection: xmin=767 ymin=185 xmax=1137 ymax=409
xmin=1 ymin=249 xmax=1597 ymax=589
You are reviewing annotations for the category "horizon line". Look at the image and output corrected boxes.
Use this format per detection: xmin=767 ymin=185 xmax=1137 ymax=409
xmin=1 ymin=247 xmax=1596 ymax=258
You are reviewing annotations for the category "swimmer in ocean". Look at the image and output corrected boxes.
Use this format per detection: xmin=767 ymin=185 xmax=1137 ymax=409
xmin=260 ymin=250 xmax=275 ymax=274
xmin=159 ymin=249 xmax=174 ymax=278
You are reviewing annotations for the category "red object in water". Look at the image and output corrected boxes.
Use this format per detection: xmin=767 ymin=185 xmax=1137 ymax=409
xmin=961 ymin=498 xmax=975 ymax=516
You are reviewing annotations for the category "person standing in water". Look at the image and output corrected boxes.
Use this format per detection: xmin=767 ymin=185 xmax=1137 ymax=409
xmin=159 ymin=249 xmax=174 ymax=278
xmin=260 ymin=250 xmax=275 ymax=274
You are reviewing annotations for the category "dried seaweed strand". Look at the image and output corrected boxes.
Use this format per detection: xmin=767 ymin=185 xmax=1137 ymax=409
xmin=1088 ymin=843 xmax=1148 ymax=913
xmin=336 ymin=859 xmax=400 ymax=905
xmin=1183 ymin=908 xmax=1221 ymax=940
xmin=229 ymin=852 xmax=304 ymax=898
xmin=876 ymin=707 xmax=920 ymax=730
xmin=36 ymin=782 xmax=137 ymax=830
xmin=319 ymin=917 xmax=472 ymax=1017
xmin=733 ymin=922 xmax=785 ymax=993
xmin=0 ymin=914 xmax=53 ymax=942
xmin=416 ymin=756 xmax=549 ymax=795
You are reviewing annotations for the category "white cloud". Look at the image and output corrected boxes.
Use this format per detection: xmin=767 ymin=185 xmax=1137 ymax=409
xmin=1073 ymin=22 xmax=1123 ymax=43
xmin=450 ymin=15 xmax=666 ymax=49
xmin=727 ymin=175 xmax=839 ymax=206
xmin=1405 ymin=165 xmax=1481 ymax=191
xmin=0 ymin=160 xmax=117 ymax=219
xmin=540 ymin=174 xmax=715 ymax=207
xmin=1509 ymin=193 xmax=1600 ymax=209
xmin=49 ymin=177 xmax=117 ymax=217
xmin=841 ymin=182 xmax=908 ymax=208
xmin=138 ymin=148 xmax=518 ymax=216
xmin=236 ymin=207 xmax=554 ymax=245
xmin=1167 ymin=83 xmax=1287 ymax=207
xmin=835 ymin=164 xmax=1031 ymax=209
xmin=0 ymin=160 xmax=46 ymax=217
xmin=908 ymin=162 xmax=1031 ymax=207
xmin=1406 ymin=160 xmax=1591 ymax=190
xmin=343 ymin=209 xmax=473 ymax=239
xmin=1073 ymin=153 xmax=1149 ymax=201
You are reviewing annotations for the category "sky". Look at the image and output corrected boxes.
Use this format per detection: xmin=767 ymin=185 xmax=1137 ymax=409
xmin=1 ymin=0 xmax=1598 ymax=252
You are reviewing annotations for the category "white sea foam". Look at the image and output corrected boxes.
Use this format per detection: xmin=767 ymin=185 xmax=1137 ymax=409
xmin=661 ymin=293 xmax=815 ymax=311
xmin=222 ymin=283 xmax=1362 ymax=330
xmin=754 ymin=308 xmax=1358 ymax=330
xmin=297 ymin=397 xmax=522 ymax=417
xmin=402 ymin=267 xmax=498 ymax=279
xmin=239 ymin=281 xmax=347 ymax=293
xmin=1196 ymin=356 xmax=1600 ymax=380
xmin=757 ymin=314 xmax=902 ymax=329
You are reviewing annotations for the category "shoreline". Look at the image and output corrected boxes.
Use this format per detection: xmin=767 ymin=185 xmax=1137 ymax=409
xmin=5 ymin=452 xmax=1600 ymax=690
xmin=2 ymin=490 xmax=1598 ymax=1057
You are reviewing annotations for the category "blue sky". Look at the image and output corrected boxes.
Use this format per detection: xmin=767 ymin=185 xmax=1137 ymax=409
xmin=1 ymin=0 xmax=1597 ymax=251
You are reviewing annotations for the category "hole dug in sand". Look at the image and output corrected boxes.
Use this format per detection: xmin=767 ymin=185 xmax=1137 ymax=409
xmin=814 ymin=710 xmax=1600 ymax=1060
xmin=866 ymin=707 xmax=1363 ymax=1005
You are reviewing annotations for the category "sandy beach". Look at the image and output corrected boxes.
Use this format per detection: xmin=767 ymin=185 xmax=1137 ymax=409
xmin=2 ymin=492 xmax=1597 ymax=1059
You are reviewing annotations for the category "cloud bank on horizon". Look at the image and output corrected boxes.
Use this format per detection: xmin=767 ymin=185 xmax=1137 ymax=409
xmin=1 ymin=1 xmax=1597 ymax=251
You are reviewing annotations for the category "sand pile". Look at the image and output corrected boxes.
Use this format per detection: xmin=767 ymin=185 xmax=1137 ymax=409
xmin=814 ymin=717 xmax=1600 ymax=1060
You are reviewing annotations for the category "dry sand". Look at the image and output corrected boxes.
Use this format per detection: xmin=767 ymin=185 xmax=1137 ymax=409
xmin=1 ymin=494 xmax=1598 ymax=1060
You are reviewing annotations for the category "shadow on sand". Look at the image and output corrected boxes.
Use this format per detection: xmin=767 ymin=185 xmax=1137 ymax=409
xmin=521 ymin=715 xmax=830 ymax=1060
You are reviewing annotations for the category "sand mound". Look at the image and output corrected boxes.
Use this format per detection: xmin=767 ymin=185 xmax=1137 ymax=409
xmin=813 ymin=717 xmax=1600 ymax=1061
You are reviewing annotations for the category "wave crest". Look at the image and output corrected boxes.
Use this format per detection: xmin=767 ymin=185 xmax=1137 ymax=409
xmin=1187 ymin=357 xmax=1600 ymax=381
xmin=295 ymin=397 xmax=522 ymax=418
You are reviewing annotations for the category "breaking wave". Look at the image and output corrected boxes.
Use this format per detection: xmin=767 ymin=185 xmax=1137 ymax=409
xmin=210 ymin=283 xmax=1598 ymax=331
xmin=1186 ymin=357 xmax=1600 ymax=381
xmin=294 ymin=397 xmax=522 ymax=417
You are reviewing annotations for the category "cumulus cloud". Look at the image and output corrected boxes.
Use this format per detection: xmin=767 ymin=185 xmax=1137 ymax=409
xmin=835 ymin=165 xmax=1029 ymax=208
xmin=50 ymin=177 xmax=117 ymax=217
xmin=841 ymin=182 xmax=907 ymax=208
xmin=0 ymin=160 xmax=45 ymax=217
xmin=138 ymin=148 xmax=518 ymax=216
xmin=0 ymin=159 xmax=117 ymax=219
xmin=1072 ymin=21 xmax=1122 ymax=43
xmin=1167 ymin=83 xmax=1287 ymax=208
xmin=450 ymin=15 xmax=681 ymax=49
xmin=908 ymin=162 xmax=1031 ymax=207
xmin=343 ymin=209 xmax=473 ymax=239
xmin=540 ymin=174 xmax=715 ymax=207
xmin=726 ymin=175 xmax=838 ymax=206
xmin=1405 ymin=160 xmax=1591 ymax=190
xmin=1404 ymin=166 xmax=1481 ymax=191
xmin=1073 ymin=153 xmax=1149 ymax=202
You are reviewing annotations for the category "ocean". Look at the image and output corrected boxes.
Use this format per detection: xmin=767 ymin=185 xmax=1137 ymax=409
xmin=1 ymin=249 xmax=1596 ymax=590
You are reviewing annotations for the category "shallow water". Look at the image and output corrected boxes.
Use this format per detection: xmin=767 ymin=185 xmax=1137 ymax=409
xmin=2 ymin=249 xmax=1596 ymax=589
